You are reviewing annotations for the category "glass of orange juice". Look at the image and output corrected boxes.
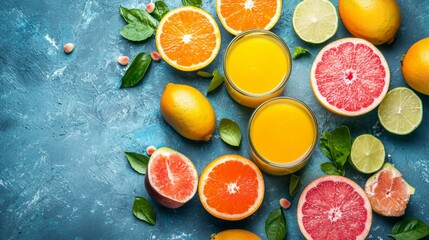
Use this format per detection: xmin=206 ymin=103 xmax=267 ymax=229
xmin=223 ymin=29 xmax=292 ymax=108
xmin=248 ymin=97 xmax=318 ymax=175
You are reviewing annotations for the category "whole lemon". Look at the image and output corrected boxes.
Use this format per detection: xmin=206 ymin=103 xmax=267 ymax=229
xmin=210 ymin=229 xmax=261 ymax=240
xmin=160 ymin=83 xmax=216 ymax=141
xmin=338 ymin=0 xmax=401 ymax=45
xmin=402 ymin=37 xmax=429 ymax=95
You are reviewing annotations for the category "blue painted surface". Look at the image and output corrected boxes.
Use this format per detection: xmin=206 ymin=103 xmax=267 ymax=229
xmin=1 ymin=0 xmax=428 ymax=239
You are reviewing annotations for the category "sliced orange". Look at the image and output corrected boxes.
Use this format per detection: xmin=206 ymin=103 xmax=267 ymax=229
xmin=155 ymin=6 xmax=221 ymax=71
xmin=216 ymin=0 xmax=282 ymax=35
xmin=198 ymin=154 xmax=265 ymax=221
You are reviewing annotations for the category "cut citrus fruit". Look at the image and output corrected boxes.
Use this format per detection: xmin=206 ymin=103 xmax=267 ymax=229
xmin=365 ymin=163 xmax=415 ymax=217
xmin=210 ymin=229 xmax=261 ymax=240
xmin=198 ymin=154 xmax=265 ymax=221
xmin=292 ymin=0 xmax=338 ymax=44
xmin=216 ymin=0 xmax=282 ymax=35
xmin=377 ymin=87 xmax=423 ymax=135
xmin=145 ymin=147 xmax=198 ymax=208
xmin=155 ymin=6 xmax=221 ymax=71
xmin=311 ymin=38 xmax=390 ymax=116
xmin=297 ymin=175 xmax=372 ymax=240
xmin=350 ymin=134 xmax=385 ymax=174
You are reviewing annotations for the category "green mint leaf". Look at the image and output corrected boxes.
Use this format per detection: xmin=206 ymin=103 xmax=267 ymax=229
xmin=151 ymin=1 xmax=169 ymax=21
xmin=120 ymin=23 xmax=154 ymax=41
xmin=121 ymin=52 xmax=152 ymax=88
xmin=181 ymin=0 xmax=202 ymax=7
xmin=207 ymin=70 xmax=225 ymax=93
xmin=389 ymin=217 xmax=429 ymax=240
xmin=219 ymin=118 xmax=242 ymax=147
xmin=321 ymin=162 xmax=342 ymax=176
xmin=133 ymin=197 xmax=156 ymax=225
xmin=292 ymin=46 xmax=311 ymax=59
xmin=265 ymin=208 xmax=286 ymax=240
xmin=320 ymin=131 xmax=333 ymax=161
xmin=125 ymin=152 xmax=149 ymax=174
xmin=289 ymin=174 xmax=301 ymax=197
xmin=197 ymin=71 xmax=213 ymax=78
xmin=119 ymin=6 xmax=158 ymax=30
xmin=330 ymin=126 xmax=351 ymax=167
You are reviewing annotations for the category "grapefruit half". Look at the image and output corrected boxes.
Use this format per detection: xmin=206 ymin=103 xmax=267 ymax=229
xmin=145 ymin=147 xmax=198 ymax=208
xmin=311 ymin=38 xmax=390 ymax=116
xmin=297 ymin=175 xmax=372 ymax=240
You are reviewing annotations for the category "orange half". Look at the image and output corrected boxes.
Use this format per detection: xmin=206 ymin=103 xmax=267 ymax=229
xmin=198 ymin=154 xmax=265 ymax=221
xmin=156 ymin=6 xmax=221 ymax=71
xmin=216 ymin=0 xmax=282 ymax=35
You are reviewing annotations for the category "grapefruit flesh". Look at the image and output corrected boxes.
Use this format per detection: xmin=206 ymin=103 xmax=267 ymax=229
xmin=365 ymin=163 xmax=415 ymax=217
xmin=297 ymin=176 xmax=372 ymax=240
xmin=311 ymin=38 xmax=390 ymax=116
xmin=145 ymin=147 xmax=198 ymax=208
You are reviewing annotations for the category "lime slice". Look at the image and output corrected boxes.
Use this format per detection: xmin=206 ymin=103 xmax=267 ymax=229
xmin=350 ymin=134 xmax=385 ymax=174
xmin=292 ymin=0 xmax=338 ymax=44
xmin=378 ymin=87 xmax=423 ymax=135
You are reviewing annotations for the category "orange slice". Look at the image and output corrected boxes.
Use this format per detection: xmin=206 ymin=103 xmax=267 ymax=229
xmin=216 ymin=0 xmax=282 ymax=35
xmin=198 ymin=154 xmax=265 ymax=221
xmin=155 ymin=6 xmax=221 ymax=71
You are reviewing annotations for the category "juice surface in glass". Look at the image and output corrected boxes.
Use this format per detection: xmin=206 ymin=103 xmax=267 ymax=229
xmin=224 ymin=30 xmax=291 ymax=108
xmin=248 ymin=97 xmax=318 ymax=175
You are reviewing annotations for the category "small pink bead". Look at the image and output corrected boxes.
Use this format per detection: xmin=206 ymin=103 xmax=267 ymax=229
xmin=117 ymin=56 xmax=130 ymax=65
xmin=146 ymin=146 xmax=157 ymax=156
xmin=146 ymin=3 xmax=155 ymax=13
xmin=63 ymin=43 xmax=75 ymax=54
xmin=150 ymin=51 xmax=161 ymax=62
xmin=279 ymin=198 xmax=291 ymax=209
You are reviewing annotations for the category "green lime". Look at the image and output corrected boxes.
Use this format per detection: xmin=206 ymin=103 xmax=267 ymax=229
xmin=378 ymin=87 xmax=423 ymax=135
xmin=292 ymin=0 xmax=338 ymax=44
xmin=350 ymin=134 xmax=385 ymax=174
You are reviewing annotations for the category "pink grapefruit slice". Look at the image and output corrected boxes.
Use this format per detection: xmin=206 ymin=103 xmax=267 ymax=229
xmin=311 ymin=38 xmax=390 ymax=116
xmin=297 ymin=175 xmax=372 ymax=240
xmin=365 ymin=163 xmax=415 ymax=217
xmin=145 ymin=147 xmax=198 ymax=209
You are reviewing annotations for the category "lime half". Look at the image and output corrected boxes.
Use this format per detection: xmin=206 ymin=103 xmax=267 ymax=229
xmin=292 ymin=0 xmax=338 ymax=44
xmin=378 ymin=87 xmax=423 ymax=135
xmin=350 ymin=134 xmax=385 ymax=174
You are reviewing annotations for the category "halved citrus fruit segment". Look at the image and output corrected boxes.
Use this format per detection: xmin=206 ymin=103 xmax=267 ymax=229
xmin=365 ymin=163 xmax=415 ymax=217
xmin=311 ymin=38 xmax=390 ymax=116
xmin=145 ymin=147 xmax=198 ymax=208
xmin=216 ymin=0 xmax=282 ymax=35
xmin=377 ymin=87 xmax=423 ymax=135
xmin=297 ymin=175 xmax=372 ymax=240
xmin=155 ymin=6 xmax=221 ymax=71
xmin=350 ymin=134 xmax=385 ymax=174
xmin=293 ymin=0 xmax=338 ymax=44
xmin=198 ymin=154 xmax=265 ymax=221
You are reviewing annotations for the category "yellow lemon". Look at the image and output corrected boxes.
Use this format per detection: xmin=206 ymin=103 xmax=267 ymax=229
xmin=338 ymin=0 xmax=401 ymax=45
xmin=210 ymin=229 xmax=261 ymax=240
xmin=160 ymin=83 xmax=216 ymax=141
xmin=402 ymin=37 xmax=429 ymax=95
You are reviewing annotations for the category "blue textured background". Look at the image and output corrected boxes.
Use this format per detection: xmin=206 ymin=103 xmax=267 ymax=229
xmin=1 ymin=0 xmax=428 ymax=239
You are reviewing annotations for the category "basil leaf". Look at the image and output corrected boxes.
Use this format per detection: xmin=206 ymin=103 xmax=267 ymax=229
xmin=321 ymin=162 xmax=343 ymax=176
xmin=125 ymin=152 xmax=149 ymax=174
xmin=120 ymin=23 xmax=154 ymax=41
xmin=265 ymin=208 xmax=286 ymax=240
xmin=207 ymin=70 xmax=224 ymax=93
xmin=119 ymin=6 xmax=158 ymax=30
xmin=330 ymin=126 xmax=351 ymax=167
xmin=121 ymin=52 xmax=152 ymax=88
xmin=219 ymin=118 xmax=241 ymax=147
xmin=320 ymin=131 xmax=333 ymax=161
xmin=181 ymin=0 xmax=202 ymax=7
xmin=133 ymin=197 xmax=156 ymax=225
xmin=292 ymin=46 xmax=311 ymax=59
xmin=389 ymin=217 xmax=429 ymax=240
xmin=151 ymin=1 xmax=169 ymax=21
xmin=197 ymin=71 xmax=213 ymax=78
xmin=289 ymin=174 xmax=301 ymax=197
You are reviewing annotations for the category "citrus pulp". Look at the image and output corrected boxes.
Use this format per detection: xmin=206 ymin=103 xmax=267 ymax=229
xmin=210 ymin=229 xmax=261 ymax=240
xmin=350 ymin=134 xmax=385 ymax=174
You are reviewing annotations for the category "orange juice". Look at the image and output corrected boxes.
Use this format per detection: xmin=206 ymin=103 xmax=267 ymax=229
xmin=224 ymin=30 xmax=291 ymax=108
xmin=248 ymin=97 xmax=318 ymax=175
